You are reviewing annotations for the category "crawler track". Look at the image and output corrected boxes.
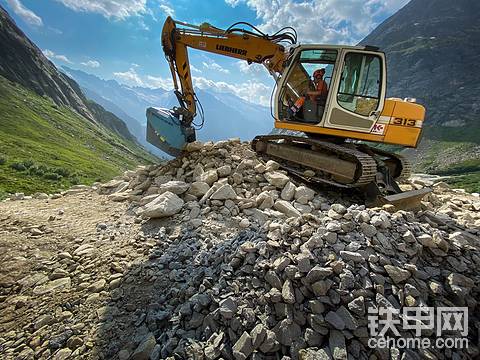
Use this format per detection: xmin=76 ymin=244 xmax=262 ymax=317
xmin=252 ymin=135 xmax=379 ymax=188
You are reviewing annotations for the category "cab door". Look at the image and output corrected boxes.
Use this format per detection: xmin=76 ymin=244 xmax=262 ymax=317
xmin=324 ymin=49 xmax=386 ymax=132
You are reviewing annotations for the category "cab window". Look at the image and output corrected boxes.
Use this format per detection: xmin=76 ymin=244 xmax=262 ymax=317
xmin=278 ymin=49 xmax=337 ymax=123
xmin=337 ymin=53 xmax=382 ymax=116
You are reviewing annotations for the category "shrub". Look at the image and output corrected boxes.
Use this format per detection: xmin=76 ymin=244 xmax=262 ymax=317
xmin=44 ymin=173 xmax=62 ymax=181
xmin=27 ymin=165 xmax=45 ymax=177
xmin=53 ymin=167 xmax=70 ymax=177
xmin=10 ymin=162 xmax=26 ymax=171
xmin=22 ymin=159 xmax=34 ymax=169
xmin=0 ymin=156 xmax=6 ymax=165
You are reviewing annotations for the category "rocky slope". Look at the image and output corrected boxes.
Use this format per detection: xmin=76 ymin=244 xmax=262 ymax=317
xmin=1 ymin=140 xmax=479 ymax=359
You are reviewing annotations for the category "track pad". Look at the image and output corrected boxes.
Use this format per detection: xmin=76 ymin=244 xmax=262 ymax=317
xmin=146 ymin=107 xmax=195 ymax=156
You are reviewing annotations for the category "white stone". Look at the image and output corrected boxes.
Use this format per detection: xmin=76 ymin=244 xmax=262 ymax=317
xmin=188 ymin=182 xmax=210 ymax=197
xmin=193 ymin=164 xmax=204 ymax=178
xmin=210 ymin=184 xmax=237 ymax=200
xmin=198 ymin=170 xmax=218 ymax=185
xmin=281 ymin=182 xmax=296 ymax=201
xmin=294 ymin=186 xmax=315 ymax=204
xmin=158 ymin=181 xmax=189 ymax=195
xmin=217 ymin=165 xmax=232 ymax=177
xmin=255 ymin=163 xmax=266 ymax=173
xmin=239 ymin=219 xmax=251 ymax=228
xmin=264 ymin=171 xmax=290 ymax=188
xmin=265 ymin=160 xmax=280 ymax=171
xmin=184 ymin=141 xmax=203 ymax=152
xmin=256 ymin=191 xmax=274 ymax=209
xmin=137 ymin=192 xmax=184 ymax=218
xmin=274 ymin=200 xmax=301 ymax=217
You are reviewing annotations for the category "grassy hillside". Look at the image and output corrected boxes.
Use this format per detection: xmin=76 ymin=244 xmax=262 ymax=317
xmin=403 ymin=125 xmax=480 ymax=192
xmin=0 ymin=76 xmax=157 ymax=197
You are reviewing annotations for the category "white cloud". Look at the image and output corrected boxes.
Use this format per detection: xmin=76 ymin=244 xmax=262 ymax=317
xmin=113 ymin=67 xmax=145 ymax=87
xmin=159 ymin=4 xmax=174 ymax=17
xmin=145 ymin=75 xmax=173 ymax=89
xmin=190 ymin=65 xmax=202 ymax=74
xmin=43 ymin=49 xmax=73 ymax=64
xmin=202 ymin=61 xmax=230 ymax=74
xmin=237 ymin=60 xmax=269 ymax=76
xmin=54 ymin=0 xmax=147 ymax=20
xmin=81 ymin=60 xmax=100 ymax=68
xmin=193 ymin=76 xmax=271 ymax=106
xmin=111 ymin=67 xmax=270 ymax=106
xmin=112 ymin=67 xmax=173 ymax=89
xmin=138 ymin=19 xmax=150 ymax=31
xmin=225 ymin=0 xmax=242 ymax=6
xmin=6 ymin=0 xmax=43 ymax=26
xmin=225 ymin=0 xmax=410 ymax=44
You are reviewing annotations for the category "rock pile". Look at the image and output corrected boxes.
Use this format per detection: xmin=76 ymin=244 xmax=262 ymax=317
xmin=92 ymin=139 xmax=480 ymax=359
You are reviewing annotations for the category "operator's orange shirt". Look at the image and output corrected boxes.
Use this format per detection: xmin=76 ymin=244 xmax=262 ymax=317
xmin=315 ymin=79 xmax=328 ymax=98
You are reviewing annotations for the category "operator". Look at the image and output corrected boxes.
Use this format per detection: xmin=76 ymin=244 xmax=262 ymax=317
xmin=307 ymin=68 xmax=328 ymax=103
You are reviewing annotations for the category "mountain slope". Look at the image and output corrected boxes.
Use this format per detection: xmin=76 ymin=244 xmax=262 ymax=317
xmin=0 ymin=6 xmax=145 ymax=144
xmin=0 ymin=6 xmax=92 ymax=120
xmin=360 ymin=0 xmax=480 ymax=191
xmin=0 ymin=76 xmax=155 ymax=196
xmin=361 ymin=0 xmax=480 ymax=125
xmin=0 ymin=6 xmax=158 ymax=196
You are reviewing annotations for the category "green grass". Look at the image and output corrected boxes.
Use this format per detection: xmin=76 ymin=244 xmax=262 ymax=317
xmin=431 ymin=158 xmax=480 ymax=193
xmin=0 ymin=76 xmax=157 ymax=196
xmin=442 ymin=172 xmax=480 ymax=193
xmin=424 ymin=125 xmax=480 ymax=145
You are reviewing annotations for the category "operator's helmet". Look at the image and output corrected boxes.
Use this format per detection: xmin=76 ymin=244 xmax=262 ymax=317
xmin=313 ymin=68 xmax=326 ymax=78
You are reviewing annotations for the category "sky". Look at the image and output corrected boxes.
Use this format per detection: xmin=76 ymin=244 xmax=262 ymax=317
xmin=2 ymin=0 xmax=410 ymax=106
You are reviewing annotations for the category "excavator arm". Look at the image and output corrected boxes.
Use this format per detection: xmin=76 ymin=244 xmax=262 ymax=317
xmin=146 ymin=17 xmax=296 ymax=156
xmin=161 ymin=16 xmax=292 ymax=124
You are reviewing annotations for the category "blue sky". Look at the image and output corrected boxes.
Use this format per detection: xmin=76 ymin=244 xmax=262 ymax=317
xmin=2 ymin=0 xmax=410 ymax=105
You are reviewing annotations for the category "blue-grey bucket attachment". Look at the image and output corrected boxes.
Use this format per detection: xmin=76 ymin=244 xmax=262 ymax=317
xmin=146 ymin=107 xmax=196 ymax=156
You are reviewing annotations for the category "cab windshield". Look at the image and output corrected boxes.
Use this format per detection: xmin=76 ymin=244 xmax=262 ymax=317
xmin=278 ymin=49 xmax=338 ymax=123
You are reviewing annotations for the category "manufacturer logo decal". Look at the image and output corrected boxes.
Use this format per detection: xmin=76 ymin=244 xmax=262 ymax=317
xmin=216 ymin=44 xmax=247 ymax=56
xmin=371 ymin=123 xmax=385 ymax=134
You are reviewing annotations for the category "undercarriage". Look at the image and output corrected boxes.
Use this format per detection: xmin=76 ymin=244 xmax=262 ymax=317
xmin=252 ymin=135 xmax=431 ymax=209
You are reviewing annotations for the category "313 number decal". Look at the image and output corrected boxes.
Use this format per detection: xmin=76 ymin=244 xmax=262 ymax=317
xmin=392 ymin=118 xmax=417 ymax=127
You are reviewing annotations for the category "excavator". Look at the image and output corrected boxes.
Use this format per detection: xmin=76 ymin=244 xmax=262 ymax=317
xmin=146 ymin=17 xmax=431 ymax=208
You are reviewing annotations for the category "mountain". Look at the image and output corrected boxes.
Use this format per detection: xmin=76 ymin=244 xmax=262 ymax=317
xmin=0 ymin=6 xmax=91 ymax=120
xmin=62 ymin=67 xmax=273 ymax=151
xmin=360 ymin=0 xmax=480 ymax=191
xmin=0 ymin=6 xmax=157 ymax=196
xmin=0 ymin=6 xmax=144 ymax=143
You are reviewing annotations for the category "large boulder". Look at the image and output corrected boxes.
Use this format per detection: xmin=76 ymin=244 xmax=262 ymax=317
xmin=264 ymin=171 xmax=290 ymax=188
xmin=158 ymin=181 xmax=190 ymax=195
xmin=137 ymin=192 xmax=184 ymax=218
xmin=210 ymin=184 xmax=237 ymax=200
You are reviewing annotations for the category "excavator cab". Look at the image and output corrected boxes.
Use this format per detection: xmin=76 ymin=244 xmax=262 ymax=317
xmin=276 ymin=45 xmax=386 ymax=133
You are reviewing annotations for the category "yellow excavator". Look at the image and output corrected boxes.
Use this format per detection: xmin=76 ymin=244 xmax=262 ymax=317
xmin=146 ymin=17 xmax=430 ymax=207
